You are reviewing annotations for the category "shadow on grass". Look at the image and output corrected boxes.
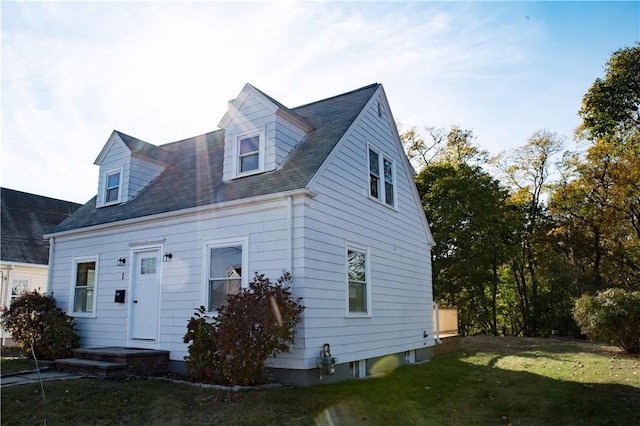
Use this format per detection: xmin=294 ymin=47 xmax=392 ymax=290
xmin=1 ymin=351 xmax=639 ymax=425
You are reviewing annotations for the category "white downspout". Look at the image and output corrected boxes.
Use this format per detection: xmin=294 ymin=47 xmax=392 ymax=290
xmin=286 ymin=196 xmax=293 ymax=278
xmin=46 ymin=237 xmax=55 ymax=295
xmin=433 ymin=302 xmax=442 ymax=344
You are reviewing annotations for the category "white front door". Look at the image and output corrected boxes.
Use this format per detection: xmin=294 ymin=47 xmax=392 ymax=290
xmin=131 ymin=249 xmax=160 ymax=340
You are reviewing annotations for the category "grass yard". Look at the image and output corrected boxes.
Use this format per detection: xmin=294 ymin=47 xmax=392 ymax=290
xmin=2 ymin=337 xmax=639 ymax=425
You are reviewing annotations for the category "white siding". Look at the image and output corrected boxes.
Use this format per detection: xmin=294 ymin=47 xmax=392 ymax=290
xmin=222 ymin=91 xmax=308 ymax=180
xmin=127 ymin=155 xmax=166 ymax=201
xmin=297 ymin=89 xmax=434 ymax=368
xmin=96 ymin=138 xmax=129 ymax=208
xmin=50 ymin=199 xmax=293 ymax=362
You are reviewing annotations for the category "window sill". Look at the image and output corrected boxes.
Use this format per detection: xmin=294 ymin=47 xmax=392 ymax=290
xmin=70 ymin=313 xmax=97 ymax=319
xmin=368 ymin=196 xmax=397 ymax=212
xmin=345 ymin=313 xmax=372 ymax=319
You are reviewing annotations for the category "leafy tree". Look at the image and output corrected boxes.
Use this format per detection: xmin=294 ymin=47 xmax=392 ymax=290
xmin=414 ymin=128 xmax=514 ymax=335
xmin=573 ymin=288 xmax=640 ymax=353
xmin=577 ymin=42 xmax=640 ymax=144
xmin=0 ymin=290 xmax=79 ymax=359
xmin=184 ymin=273 xmax=304 ymax=386
xmin=551 ymin=43 xmax=640 ymax=292
xmin=493 ymin=130 xmax=567 ymax=336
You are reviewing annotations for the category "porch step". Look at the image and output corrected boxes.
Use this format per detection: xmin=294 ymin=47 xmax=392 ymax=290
xmin=55 ymin=347 xmax=170 ymax=378
xmin=55 ymin=358 xmax=127 ymax=378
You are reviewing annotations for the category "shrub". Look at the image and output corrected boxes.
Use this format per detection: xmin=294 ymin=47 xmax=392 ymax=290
xmin=573 ymin=288 xmax=640 ymax=353
xmin=183 ymin=272 xmax=304 ymax=385
xmin=183 ymin=306 xmax=221 ymax=383
xmin=1 ymin=290 xmax=80 ymax=359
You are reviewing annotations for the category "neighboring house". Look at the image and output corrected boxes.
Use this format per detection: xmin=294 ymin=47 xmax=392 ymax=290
xmin=45 ymin=83 xmax=436 ymax=385
xmin=1 ymin=188 xmax=81 ymax=345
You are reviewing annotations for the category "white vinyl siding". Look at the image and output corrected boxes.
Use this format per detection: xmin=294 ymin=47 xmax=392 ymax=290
xmin=49 ymin=199 xmax=290 ymax=362
xmin=299 ymin=90 xmax=433 ymax=367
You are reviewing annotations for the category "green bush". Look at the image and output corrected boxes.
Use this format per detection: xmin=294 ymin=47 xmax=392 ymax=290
xmin=1 ymin=290 xmax=80 ymax=359
xmin=573 ymin=288 xmax=640 ymax=353
xmin=183 ymin=272 xmax=304 ymax=385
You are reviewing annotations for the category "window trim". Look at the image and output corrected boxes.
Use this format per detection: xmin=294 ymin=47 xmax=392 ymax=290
xmin=103 ymin=168 xmax=123 ymax=206
xmin=203 ymin=237 xmax=249 ymax=313
xmin=8 ymin=278 xmax=30 ymax=306
xmin=69 ymin=256 xmax=99 ymax=318
xmin=368 ymin=145 xmax=396 ymax=209
xmin=235 ymin=130 xmax=265 ymax=177
xmin=345 ymin=243 xmax=372 ymax=317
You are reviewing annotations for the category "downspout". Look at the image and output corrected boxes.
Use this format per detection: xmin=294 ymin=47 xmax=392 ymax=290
xmin=46 ymin=237 xmax=55 ymax=295
xmin=286 ymin=196 xmax=293 ymax=278
xmin=433 ymin=302 xmax=442 ymax=344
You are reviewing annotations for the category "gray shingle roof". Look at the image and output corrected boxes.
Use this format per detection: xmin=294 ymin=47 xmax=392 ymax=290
xmin=1 ymin=188 xmax=82 ymax=264
xmin=51 ymin=83 xmax=380 ymax=234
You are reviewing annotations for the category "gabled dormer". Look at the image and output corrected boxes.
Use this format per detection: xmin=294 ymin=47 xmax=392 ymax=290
xmin=218 ymin=84 xmax=314 ymax=181
xmin=93 ymin=131 xmax=174 ymax=208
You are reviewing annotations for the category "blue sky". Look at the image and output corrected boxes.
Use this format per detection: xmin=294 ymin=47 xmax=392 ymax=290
xmin=2 ymin=1 xmax=638 ymax=203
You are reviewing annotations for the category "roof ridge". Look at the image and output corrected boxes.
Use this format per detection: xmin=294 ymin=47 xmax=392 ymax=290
xmin=292 ymin=83 xmax=380 ymax=111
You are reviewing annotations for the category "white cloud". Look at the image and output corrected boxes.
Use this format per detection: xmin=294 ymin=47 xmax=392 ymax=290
xmin=1 ymin=1 xmax=634 ymax=202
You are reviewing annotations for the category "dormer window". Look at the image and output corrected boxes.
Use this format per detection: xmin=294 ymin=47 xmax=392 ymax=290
xmin=235 ymin=130 xmax=264 ymax=177
xmin=239 ymin=135 xmax=259 ymax=173
xmin=104 ymin=169 xmax=122 ymax=205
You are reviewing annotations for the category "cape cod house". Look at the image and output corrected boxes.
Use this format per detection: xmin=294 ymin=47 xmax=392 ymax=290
xmin=45 ymin=83 xmax=436 ymax=385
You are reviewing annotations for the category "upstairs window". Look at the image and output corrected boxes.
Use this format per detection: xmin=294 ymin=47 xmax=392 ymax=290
xmin=368 ymin=147 xmax=395 ymax=207
xmin=238 ymin=133 xmax=261 ymax=174
xmin=104 ymin=169 xmax=122 ymax=204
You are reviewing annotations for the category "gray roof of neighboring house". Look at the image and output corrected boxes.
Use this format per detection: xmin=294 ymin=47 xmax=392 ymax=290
xmin=1 ymin=188 xmax=82 ymax=265
xmin=51 ymin=83 xmax=380 ymax=234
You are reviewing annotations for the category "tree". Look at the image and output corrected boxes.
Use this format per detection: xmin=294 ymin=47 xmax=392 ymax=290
xmin=551 ymin=43 xmax=640 ymax=292
xmin=577 ymin=42 xmax=640 ymax=145
xmin=493 ymin=130 xmax=567 ymax=336
xmin=413 ymin=127 xmax=514 ymax=335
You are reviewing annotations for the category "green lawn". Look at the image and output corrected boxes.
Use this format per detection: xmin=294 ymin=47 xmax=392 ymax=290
xmin=2 ymin=337 xmax=639 ymax=425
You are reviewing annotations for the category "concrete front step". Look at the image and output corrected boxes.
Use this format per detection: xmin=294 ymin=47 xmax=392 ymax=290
xmin=55 ymin=358 xmax=127 ymax=378
xmin=55 ymin=347 xmax=170 ymax=378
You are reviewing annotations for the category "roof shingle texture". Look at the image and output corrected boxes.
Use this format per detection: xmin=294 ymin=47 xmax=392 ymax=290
xmin=1 ymin=188 xmax=82 ymax=264
xmin=52 ymin=84 xmax=379 ymax=234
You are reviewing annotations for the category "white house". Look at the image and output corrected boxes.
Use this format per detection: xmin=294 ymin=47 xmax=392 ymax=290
xmin=1 ymin=188 xmax=81 ymax=345
xmin=45 ymin=83 xmax=436 ymax=385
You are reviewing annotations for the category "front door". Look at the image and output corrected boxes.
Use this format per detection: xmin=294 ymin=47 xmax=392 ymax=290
xmin=131 ymin=249 xmax=160 ymax=340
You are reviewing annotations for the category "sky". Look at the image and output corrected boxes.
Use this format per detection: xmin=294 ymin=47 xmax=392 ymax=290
xmin=1 ymin=1 xmax=638 ymax=204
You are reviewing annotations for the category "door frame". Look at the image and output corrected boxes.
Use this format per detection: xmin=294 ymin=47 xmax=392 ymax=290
xmin=126 ymin=244 xmax=162 ymax=347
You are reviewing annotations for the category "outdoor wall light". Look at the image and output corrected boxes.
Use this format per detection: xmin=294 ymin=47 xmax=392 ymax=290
xmin=163 ymin=253 xmax=173 ymax=262
xmin=117 ymin=258 xmax=126 ymax=267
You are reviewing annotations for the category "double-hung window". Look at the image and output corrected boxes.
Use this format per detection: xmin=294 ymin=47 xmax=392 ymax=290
xmin=104 ymin=169 xmax=122 ymax=204
xmin=347 ymin=246 xmax=369 ymax=314
xmin=238 ymin=134 xmax=260 ymax=174
xmin=368 ymin=147 xmax=395 ymax=208
xmin=207 ymin=245 xmax=243 ymax=311
xmin=72 ymin=258 xmax=97 ymax=315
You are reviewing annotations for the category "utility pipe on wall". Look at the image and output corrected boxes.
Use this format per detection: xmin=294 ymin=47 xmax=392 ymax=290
xmin=433 ymin=302 xmax=442 ymax=344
